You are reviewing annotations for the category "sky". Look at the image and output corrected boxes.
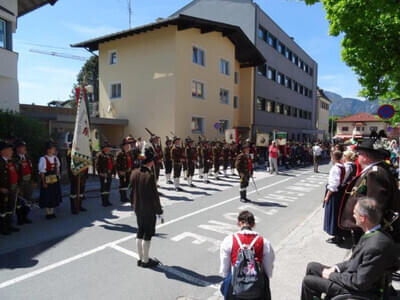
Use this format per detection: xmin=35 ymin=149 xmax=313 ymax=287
xmin=15 ymin=0 xmax=363 ymax=105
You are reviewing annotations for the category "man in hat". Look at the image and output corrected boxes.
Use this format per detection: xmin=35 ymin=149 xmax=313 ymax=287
xmin=171 ymin=137 xmax=184 ymax=191
xmin=185 ymin=138 xmax=197 ymax=187
xmin=212 ymin=141 xmax=222 ymax=180
xmin=222 ymin=141 xmax=231 ymax=177
xmin=235 ymin=143 xmax=253 ymax=203
xmin=197 ymin=138 xmax=204 ymax=179
xmin=201 ymin=140 xmax=212 ymax=184
xmin=0 ymin=142 xmax=20 ymax=234
xmin=163 ymin=137 xmax=173 ymax=184
xmin=13 ymin=140 xmax=34 ymax=224
xmin=149 ymin=136 xmax=163 ymax=183
xmin=338 ymin=139 xmax=400 ymax=243
xmin=96 ymin=142 xmax=115 ymax=207
xmin=230 ymin=141 xmax=238 ymax=176
xmin=116 ymin=138 xmax=133 ymax=203
xmin=66 ymin=143 xmax=88 ymax=214
xmin=130 ymin=146 xmax=163 ymax=268
xmin=127 ymin=136 xmax=140 ymax=171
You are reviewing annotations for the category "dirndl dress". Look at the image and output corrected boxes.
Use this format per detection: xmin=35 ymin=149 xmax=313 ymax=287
xmin=323 ymin=187 xmax=344 ymax=236
xmin=39 ymin=156 xmax=62 ymax=208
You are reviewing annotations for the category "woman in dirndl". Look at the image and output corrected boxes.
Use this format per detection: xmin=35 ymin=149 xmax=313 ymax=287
xmin=323 ymin=150 xmax=345 ymax=244
xmin=38 ymin=141 xmax=62 ymax=219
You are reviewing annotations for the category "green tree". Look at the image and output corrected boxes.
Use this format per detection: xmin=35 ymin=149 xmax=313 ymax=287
xmin=70 ymin=55 xmax=99 ymax=104
xmin=328 ymin=116 xmax=340 ymax=135
xmin=302 ymin=0 xmax=400 ymax=101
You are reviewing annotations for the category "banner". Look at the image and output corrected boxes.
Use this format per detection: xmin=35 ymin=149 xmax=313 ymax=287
xmin=71 ymin=90 xmax=92 ymax=175
xmin=276 ymin=132 xmax=287 ymax=146
xmin=225 ymin=128 xmax=238 ymax=144
xmin=256 ymin=133 xmax=270 ymax=147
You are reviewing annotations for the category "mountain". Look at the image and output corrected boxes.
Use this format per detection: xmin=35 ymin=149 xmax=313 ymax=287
xmin=323 ymin=91 xmax=381 ymax=117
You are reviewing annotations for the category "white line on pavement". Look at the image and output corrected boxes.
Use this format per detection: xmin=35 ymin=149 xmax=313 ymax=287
xmin=0 ymin=171 xmax=310 ymax=290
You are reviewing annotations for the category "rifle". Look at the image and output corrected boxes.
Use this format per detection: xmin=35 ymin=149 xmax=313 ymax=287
xmin=251 ymin=175 xmax=260 ymax=195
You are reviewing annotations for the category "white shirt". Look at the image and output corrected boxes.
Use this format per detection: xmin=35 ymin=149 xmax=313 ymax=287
xmin=219 ymin=229 xmax=275 ymax=279
xmin=38 ymin=155 xmax=60 ymax=174
xmin=312 ymin=145 xmax=322 ymax=156
xmin=327 ymin=163 xmax=344 ymax=192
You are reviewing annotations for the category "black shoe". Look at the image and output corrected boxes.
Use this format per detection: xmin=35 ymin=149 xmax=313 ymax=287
xmin=205 ymin=180 xmax=210 ymax=184
xmin=141 ymin=258 xmax=159 ymax=268
xmin=137 ymin=260 xmax=142 ymax=267
xmin=105 ymin=201 xmax=113 ymax=207
xmin=79 ymin=206 xmax=87 ymax=212
xmin=175 ymin=187 xmax=183 ymax=192
xmin=240 ymin=198 xmax=247 ymax=203
xmin=46 ymin=214 xmax=53 ymax=220
xmin=199 ymin=176 xmax=203 ymax=179
xmin=190 ymin=184 xmax=195 ymax=188
xmin=326 ymin=237 xmax=340 ymax=244
xmin=120 ymin=199 xmax=129 ymax=203
xmin=167 ymin=180 xmax=173 ymax=184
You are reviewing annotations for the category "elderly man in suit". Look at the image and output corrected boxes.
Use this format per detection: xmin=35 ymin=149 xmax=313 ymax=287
xmin=301 ymin=197 xmax=398 ymax=300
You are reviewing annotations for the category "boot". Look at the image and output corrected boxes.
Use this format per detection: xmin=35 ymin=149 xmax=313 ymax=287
xmin=70 ymin=197 xmax=78 ymax=214
xmin=188 ymin=177 xmax=195 ymax=188
xmin=22 ymin=205 xmax=32 ymax=224
xmin=0 ymin=217 xmax=10 ymax=235
xmin=204 ymin=173 xmax=210 ymax=184
xmin=199 ymin=168 xmax=203 ymax=179
xmin=16 ymin=208 xmax=24 ymax=225
xmin=79 ymin=195 xmax=87 ymax=212
xmin=6 ymin=215 xmax=20 ymax=232
xmin=174 ymin=178 xmax=182 ymax=192
xmin=105 ymin=194 xmax=112 ymax=206
xmin=101 ymin=194 xmax=108 ymax=207
xmin=120 ymin=190 xmax=129 ymax=203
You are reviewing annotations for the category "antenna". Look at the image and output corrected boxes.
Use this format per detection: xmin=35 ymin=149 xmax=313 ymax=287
xmin=127 ymin=0 xmax=132 ymax=28
xmin=29 ymin=49 xmax=89 ymax=61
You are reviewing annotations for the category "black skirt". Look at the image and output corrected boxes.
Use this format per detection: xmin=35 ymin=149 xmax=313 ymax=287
xmin=39 ymin=181 xmax=62 ymax=208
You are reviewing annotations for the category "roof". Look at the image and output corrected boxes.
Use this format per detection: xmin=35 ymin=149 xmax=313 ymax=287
xmin=18 ymin=0 xmax=58 ymax=17
xmin=317 ymin=88 xmax=332 ymax=103
xmin=336 ymin=112 xmax=381 ymax=123
xmin=71 ymin=14 xmax=265 ymax=67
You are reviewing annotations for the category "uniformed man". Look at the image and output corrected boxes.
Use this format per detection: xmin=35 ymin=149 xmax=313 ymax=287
xmin=222 ymin=141 xmax=231 ymax=177
xmin=171 ymin=137 xmax=184 ymax=191
xmin=212 ymin=141 xmax=222 ymax=180
xmin=163 ymin=137 xmax=173 ymax=184
xmin=149 ymin=136 xmax=163 ymax=182
xmin=0 ymin=142 xmax=20 ymax=235
xmin=14 ymin=140 xmax=34 ymax=224
xmin=182 ymin=139 xmax=188 ymax=181
xmin=197 ymin=138 xmax=204 ymax=179
xmin=235 ymin=143 xmax=253 ymax=203
xmin=96 ymin=142 xmax=115 ymax=207
xmin=185 ymin=138 xmax=197 ymax=187
xmin=66 ymin=143 xmax=88 ymax=214
xmin=127 ymin=136 xmax=140 ymax=171
xmin=230 ymin=142 xmax=238 ymax=176
xmin=116 ymin=138 xmax=133 ymax=203
xmin=338 ymin=139 xmax=400 ymax=243
xmin=201 ymin=140 xmax=212 ymax=184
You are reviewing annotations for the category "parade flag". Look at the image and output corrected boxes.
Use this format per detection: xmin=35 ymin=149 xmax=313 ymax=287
xmin=225 ymin=128 xmax=238 ymax=144
xmin=276 ymin=132 xmax=287 ymax=146
xmin=256 ymin=133 xmax=270 ymax=147
xmin=71 ymin=90 xmax=92 ymax=175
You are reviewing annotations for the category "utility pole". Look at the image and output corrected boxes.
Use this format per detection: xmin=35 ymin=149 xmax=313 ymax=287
xmin=127 ymin=0 xmax=132 ymax=28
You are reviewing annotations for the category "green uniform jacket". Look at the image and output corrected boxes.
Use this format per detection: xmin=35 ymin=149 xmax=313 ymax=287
xmin=235 ymin=152 xmax=251 ymax=176
xmin=116 ymin=150 xmax=133 ymax=173
xmin=96 ymin=151 xmax=115 ymax=176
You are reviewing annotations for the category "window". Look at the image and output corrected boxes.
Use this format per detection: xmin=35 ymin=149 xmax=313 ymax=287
xmin=109 ymin=51 xmax=117 ymax=65
xmin=285 ymin=48 xmax=291 ymax=60
xmin=287 ymin=78 xmax=292 ymax=89
xmin=234 ymin=72 xmax=239 ymax=84
xmin=292 ymin=107 xmax=298 ymax=117
xmin=276 ymin=103 xmax=284 ymax=114
xmin=258 ymin=26 xmax=267 ymax=41
xmin=308 ymin=89 xmax=313 ymax=99
xmin=220 ymin=59 xmax=230 ymax=75
xmin=256 ymin=97 xmax=266 ymax=111
xmin=321 ymin=102 xmax=329 ymax=110
xmin=299 ymin=85 xmax=304 ymax=95
xmin=287 ymin=106 xmax=291 ymax=116
xmin=293 ymin=81 xmax=298 ymax=92
xmin=294 ymin=55 xmax=299 ymax=66
xmin=218 ymin=120 xmax=229 ymax=135
xmin=304 ymin=87 xmax=308 ymax=97
xmin=219 ymin=88 xmax=230 ymax=104
xmin=342 ymin=127 xmax=349 ymax=132
xmin=266 ymin=100 xmax=275 ymax=113
xmin=191 ymin=117 xmax=204 ymax=134
xmin=300 ymin=60 xmax=304 ymax=69
xmin=356 ymin=127 xmax=361 ymax=131
xmin=292 ymin=54 xmax=297 ymax=64
xmin=299 ymin=109 xmax=303 ymax=118
xmin=110 ymin=83 xmax=122 ymax=99
xmin=267 ymin=33 xmax=277 ymax=49
xmin=309 ymin=67 xmax=314 ymax=76
xmin=370 ymin=126 xmax=378 ymax=132
xmin=0 ymin=19 xmax=5 ymax=48
xmin=278 ymin=42 xmax=285 ymax=55
xmin=257 ymin=64 xmax=267 ymax=76
xmin=305 ymin=64 xmax=309 ymax=73
xmin=279 ymin=73 xmax=285 ymax=86
xmin=192 ymin=46 xmax=205 ymax=66
xmin=284 ymin=105 xmax=290 ymax=116
xmin=192 ymin=80 xmax=204 ymax=98
xmin=267 ymin=67 xmax=276 ymax=81
xmin=233 ymin=96 xmax=239 ymax=109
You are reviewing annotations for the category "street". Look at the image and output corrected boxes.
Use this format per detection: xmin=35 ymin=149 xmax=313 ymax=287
xmin=0 ymin=164 xmax=329 ymax=300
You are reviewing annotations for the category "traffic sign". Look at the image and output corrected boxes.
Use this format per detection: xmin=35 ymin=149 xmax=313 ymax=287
xmin=214 ymin=122 xmax=220 ymax=130
xmin=377 ymin=104 xmax=395 ymax=119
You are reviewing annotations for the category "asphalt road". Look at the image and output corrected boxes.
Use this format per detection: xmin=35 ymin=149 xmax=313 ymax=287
xmin=0 ymin=164 xmax=329 ymax=300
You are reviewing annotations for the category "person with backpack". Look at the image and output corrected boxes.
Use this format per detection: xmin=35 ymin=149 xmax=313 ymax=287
xmin=323 ymin=150 xmax=345 ymax=244
xmin=219 ymin=210 xmax=275 ymax=300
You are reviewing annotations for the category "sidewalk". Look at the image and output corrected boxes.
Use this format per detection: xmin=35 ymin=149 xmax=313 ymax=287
xmin=271 ymin=206 xmax=400 ymax=299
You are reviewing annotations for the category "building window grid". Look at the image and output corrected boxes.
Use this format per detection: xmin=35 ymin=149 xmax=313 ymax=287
xmin=0 ymin=19 xmax=6 ymax=49
xmin=192 ymin=117 xmax=205 ymax=134
xmin=233 ymin=96 xmax=239 ymax=109
xmin=220 ymin=59 xmax=230 ymax=75
xmin=192 ymin=80 xmax=205 ymax=99
xmin=110 ymin=83 xmax=122 ymax=99
xmin=219 ymin=88 xmax=230 ymax=104
xmin=192 ymin=46 xmax=205 ymax=66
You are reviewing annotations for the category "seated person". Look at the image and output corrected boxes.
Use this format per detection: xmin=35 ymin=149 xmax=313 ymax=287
xmin=219 ymin=210 xmax=275 ymax=300
xmin=301 ymin=197 xmax=398 ymax=300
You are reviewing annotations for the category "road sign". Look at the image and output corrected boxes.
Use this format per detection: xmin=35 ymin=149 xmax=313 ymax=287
xmin=377 ymin=104 xmax=395 ymax=119
xmin=214 ymin=122 xmax=220 ymax=130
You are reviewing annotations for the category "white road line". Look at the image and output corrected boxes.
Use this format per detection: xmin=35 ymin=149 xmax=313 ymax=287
xmin=110 ymin=244 xmax=219 ymax=290
xmin=0 ymin=171 xmax=309 ymax=290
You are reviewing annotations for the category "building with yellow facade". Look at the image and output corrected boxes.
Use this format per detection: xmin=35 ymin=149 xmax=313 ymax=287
xmin=72 ymin=15 xmax=264 ymax=141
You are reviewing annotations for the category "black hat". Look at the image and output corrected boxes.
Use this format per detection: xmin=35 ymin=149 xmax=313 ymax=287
xmin=356 ymin=139 xmax=390 ymax=158
xmin=121 ymin=138 xmax=130 ymax=146
xmin=173 ymin=136 xmax=181 ymax=143
xmin=185 ymin=137 xmax=193 ymax=144
xmin=15 ymin=140 xmax=27 ymax=148
xmin=102 ymin=141 xmax=112 ymax=149
xmin=165 ymin=136 xmax=172 ymax=144
xmin=142 ymin=147 xmax=155 ymax=164
xmin=45 ymin=141 xmax=56 ymax=151
xmin=0 ymin=141 xmax=13 ymax=152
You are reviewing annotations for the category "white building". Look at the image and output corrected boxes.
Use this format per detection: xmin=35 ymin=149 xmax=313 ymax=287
xmin=0 ymin=0 xmax=58 ymax=112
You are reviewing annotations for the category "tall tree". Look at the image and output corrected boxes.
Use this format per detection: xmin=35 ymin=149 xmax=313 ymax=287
xmin=302 ymin=0 xmax=400 ymax=101
xmin=70 ymin=55 xmax=99 ymax=104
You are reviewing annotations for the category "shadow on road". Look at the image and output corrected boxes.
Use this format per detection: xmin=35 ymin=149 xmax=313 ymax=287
xmin=251 ymin=201 xmax=287 ymax=208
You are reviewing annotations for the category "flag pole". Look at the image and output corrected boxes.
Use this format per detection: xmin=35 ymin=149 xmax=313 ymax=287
xmin=76 ymin=174 xmax=81 ymax=214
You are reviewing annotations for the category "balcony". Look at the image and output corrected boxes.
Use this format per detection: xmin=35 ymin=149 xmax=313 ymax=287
xmin=0 ymin=48 xmax=18 ymax=79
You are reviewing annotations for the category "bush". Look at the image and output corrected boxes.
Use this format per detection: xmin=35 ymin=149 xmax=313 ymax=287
xmin=0 ymin=110 xmax=49 ymax=164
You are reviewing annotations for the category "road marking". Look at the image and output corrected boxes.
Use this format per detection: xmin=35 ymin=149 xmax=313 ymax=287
xmin=171 ymin=232 xmax=221 ymax=253
xmin=110 ymin=244 xmax=219 ymax=289
xmin=0 ymin=172 xmax=308 ymax=290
